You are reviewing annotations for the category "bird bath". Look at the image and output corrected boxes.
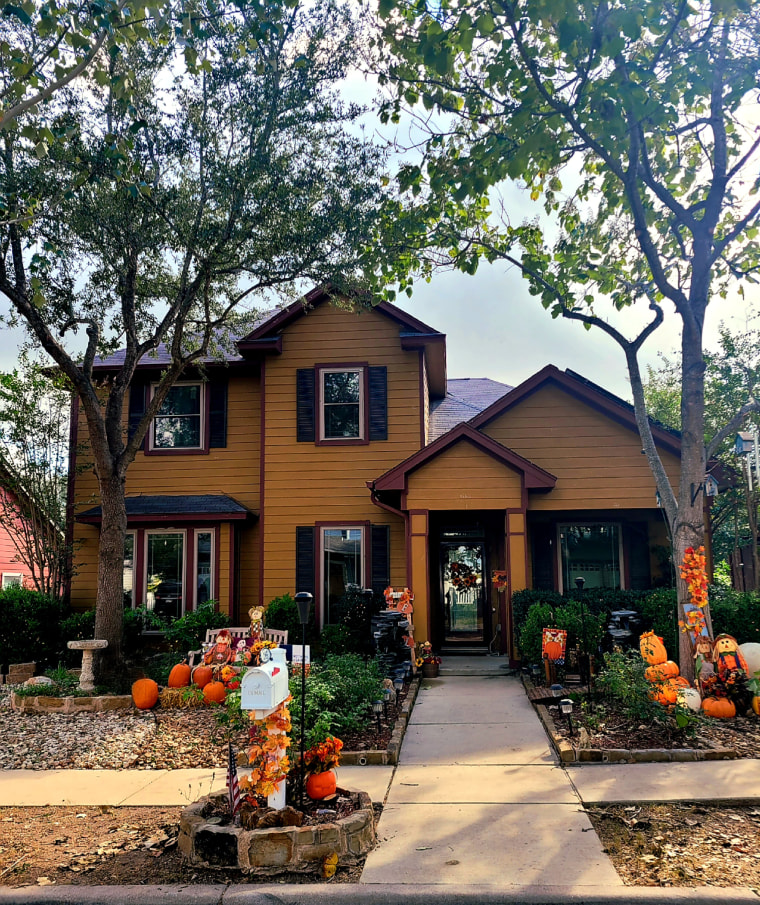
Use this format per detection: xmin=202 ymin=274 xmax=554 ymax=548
xmin=67 ymin=639 xmax=108 ymax=691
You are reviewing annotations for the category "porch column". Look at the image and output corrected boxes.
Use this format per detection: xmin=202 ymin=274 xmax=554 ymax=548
xmin=408 ymin=510 xmax=430 ymax=643
xmin=506 ymin=510 xmax=528 ymax=661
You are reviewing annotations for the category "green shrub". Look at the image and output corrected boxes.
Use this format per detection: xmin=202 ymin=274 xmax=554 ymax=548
xmin=0 ymin=587 xmax=64 ymax=671
xmin=266 ymin=594 xmax=318 ymax=647
xmin=519 ymin=600 xmax=606 ymax=664
xmin=162 ymin=601 xmax=229 ymax=653
xmin=319 ymin=624 xmax=355 ymax=657
xmin=638 ymin=589 xmax=678 ymax=655
xmin=709 ymin=586 xmax=760 ymax=644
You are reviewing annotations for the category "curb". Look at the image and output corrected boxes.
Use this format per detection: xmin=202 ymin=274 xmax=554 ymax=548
xmin=340 ymin=678 xmax=420 ymax=767
xmin=527 ymin=683 xmax=737 ymax=765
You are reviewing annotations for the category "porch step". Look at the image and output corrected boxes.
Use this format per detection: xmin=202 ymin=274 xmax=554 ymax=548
xmin=440 ymin=647 xmax=489 ymax=655
xmin=439 ymin=655 xmax=512 ymax=676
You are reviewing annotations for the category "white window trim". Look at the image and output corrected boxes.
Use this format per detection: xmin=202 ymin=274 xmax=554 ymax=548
xmin=144 ymin=528 xmax=187 ymax=624
xmin=149 ymin=381 xmax=206 ymax=451
xmin=1 ymin=572 xmax=23 ymax=589
xmin=319 ymin=525 xmax=365 ymax=626
xmin=556 ymin=522 xmax=625 ymax=593
xmin=319 ymin=367 xmax=365 ymax=441
xmin=193 ymin=529 xmax=215 ymax=608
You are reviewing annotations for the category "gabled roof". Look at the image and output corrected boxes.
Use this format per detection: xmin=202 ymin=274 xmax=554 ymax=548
xmin=429 ymin=377 xmax=512 ymax=441
xmin=371 ymin=423 xmax=556 ymax=493
xmin=237 ymin=286 xmax=447 ymax=398
xmin=77 ymin=494 xmax=252 ymax=524
xmin=469 ymin=365 xmax=682 ymax=457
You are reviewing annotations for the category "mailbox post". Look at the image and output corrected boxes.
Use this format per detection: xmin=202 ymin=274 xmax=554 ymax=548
xmin=240 ymin=648 xmax=290 ymax=809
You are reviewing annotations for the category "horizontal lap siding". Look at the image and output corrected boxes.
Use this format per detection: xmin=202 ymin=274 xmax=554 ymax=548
xmin=405 ymin=440 xmax=523 ymax=510
xmin=70 ymin=375 xmax=261 ymax=609
xmin=481 ymin=384 xmax=681 ymax=511
xmin=262 ymin=305 xmax=418 ymax=604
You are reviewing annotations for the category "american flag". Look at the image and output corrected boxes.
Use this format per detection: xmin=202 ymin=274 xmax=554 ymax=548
xmin=227 ymin=741 xmax=241 ymax=818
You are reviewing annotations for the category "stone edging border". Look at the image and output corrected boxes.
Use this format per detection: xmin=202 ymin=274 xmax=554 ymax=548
xmin=10 ymin=692 xmax=133 ymax=714
xmin=525 ymin=681 xmax=737 ymax=765
xmin=340 ymin=677 xmax=420 ymax=767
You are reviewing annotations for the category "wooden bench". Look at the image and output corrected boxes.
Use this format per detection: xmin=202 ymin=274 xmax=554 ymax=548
xmin=188 ymin=626 xmax=289 ymax=666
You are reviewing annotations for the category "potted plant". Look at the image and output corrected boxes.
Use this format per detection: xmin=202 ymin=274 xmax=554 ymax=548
xmin=416 ymin=641 xmax=442 ymax=678
xmin=301 ymin=735 xmax=344 ymax=800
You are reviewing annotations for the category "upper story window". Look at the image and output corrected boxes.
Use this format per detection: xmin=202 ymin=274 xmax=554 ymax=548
xmin=320 ymin=368 xmax=364 ymax=441
xmin=151 ymin=382 xmax=204 ymax=450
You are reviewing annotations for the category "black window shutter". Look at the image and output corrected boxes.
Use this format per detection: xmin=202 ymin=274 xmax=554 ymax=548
xmin=295 ymin=526 xmax=315 ymax=595
xmin=370 ymin=524 xmax=390 ymax=595
xmin=296 ymin=368 xmax=316 ymax=442
xmin=368 ymin=366 xmax=388 ymax=441
xmin=209 ymin=378 xmax=228 ymax=448
xmin=127 ymin=375 xmax=148 ymax=444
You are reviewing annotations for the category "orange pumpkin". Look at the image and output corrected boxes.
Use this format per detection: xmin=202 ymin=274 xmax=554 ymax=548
xmin=644 ymin=661 xmax=679 ymax=683
xmin=640 ymin=631 xmax=667 ymax=665
xmin=192 ymin=665 xmax=213 ymax=689
xmin=306 ymin=770 xmax=337 ymax=800
xmin=648 ymin=677 xmax=689 ymax=706
xmin=168 ymin=663 xmax=191 ymax=688
xmin=752 ymin=696 xmax=760 ymax=717
xmin=203 ymin=680 xmax=227 ymax=704
xmin=132 ymin=678 xmax=159 ymax=710
xmin=702 ymin=696 xmax=736 ymax=719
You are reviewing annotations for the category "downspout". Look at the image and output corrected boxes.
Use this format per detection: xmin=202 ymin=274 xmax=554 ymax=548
xmin=367 ymin=481 xmax=410 ymax=586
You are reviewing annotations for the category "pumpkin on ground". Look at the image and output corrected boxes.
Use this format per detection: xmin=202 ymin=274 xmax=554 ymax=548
xmin=203 ymin=681 xmax=227 ymax=704
xmin=192 ymin=665 xmax=213 ymax=689
xmin=644 ymin=661 xmax=680 ymax=683
xmin=132 ymin=678 xmax=159 ymax=710
xmin=649 ymin=676 xmax=690 ymax=706
xmin=640 ymin=631 xmax=667 ymax=666
xmin=167 ymin=663 xmax=191 ymax=688
xmin=702 ymin=696 xmax=736 ymax=719
xmin=752 ymin=696 xmax=760 ymax=717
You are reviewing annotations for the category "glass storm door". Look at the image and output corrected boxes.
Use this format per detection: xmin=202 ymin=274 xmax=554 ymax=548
xmin=440 ymin=541 xmax=485 ymax=643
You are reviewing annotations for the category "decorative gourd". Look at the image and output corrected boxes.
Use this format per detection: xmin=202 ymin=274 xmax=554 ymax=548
xmin=702 ymin=696 xmax=736 ymax=719
xmin=644 ymin=661 xmax=679 ymax=682
xmin=305 ymin=770 xmax=337 ymax=800
xmin=132 ymin=678 xmax=159 ymax=710
xmin=677 ymin=686 xmax=702 ymax=712
xmin=203 ymin=680 xmax=227 ymax=704
xmin=738 ymin=642 xmax=760 ymax=678
xmin=640 ymin=631 xmax=667 ymax=665
xmin=544 ymin=640 xmax=564 ymax=661
xmin=192 ymin=665 xmax=213 ymax=689
xmin=751 ymin=695 xmax=760 ymax=717
xmin=649 ymin=677 xmax=689 ymax=706
xmin=167 ymin=663 xmax=191 ymax=688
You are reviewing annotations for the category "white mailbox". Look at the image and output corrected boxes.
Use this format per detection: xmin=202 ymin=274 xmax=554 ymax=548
xmin=240 ymin=647 xmax=289 ymax=719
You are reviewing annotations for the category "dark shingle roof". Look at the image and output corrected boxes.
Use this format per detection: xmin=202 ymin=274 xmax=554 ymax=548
xmin=429 ymin=378 xmax=512 ymax=442
xmin=77 ymin=494 xmax=251 ymax=522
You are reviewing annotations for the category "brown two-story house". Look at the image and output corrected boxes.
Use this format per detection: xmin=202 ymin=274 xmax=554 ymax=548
xmin=70 ymin=287 xmax=681 ymax=659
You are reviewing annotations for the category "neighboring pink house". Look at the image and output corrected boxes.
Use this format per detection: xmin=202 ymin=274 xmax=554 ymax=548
xmin=0 ymin=486 xmax=29 ymax=589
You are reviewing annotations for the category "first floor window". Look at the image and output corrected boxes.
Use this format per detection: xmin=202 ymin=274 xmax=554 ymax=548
xmin=195 ymin=531 xmax=214 ymax=606
xmin=1 ymin=573 xmax=23 ymax=589
xmin=151 ymin=383 xmax=203 ymax=449
xmin=145 ymin=531 xmax=185 ymax=621
xmin=322 ymin=527 xmax=364 ymax=624
xmin=559 ymin=523 xmax=622 ymax=592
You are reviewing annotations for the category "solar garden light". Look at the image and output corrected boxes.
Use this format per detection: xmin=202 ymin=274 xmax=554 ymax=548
xmin=383 ymin=686 xmax=393 ymax=717
xmin=560 ymin=698 xmax=574 ymax=737
xmin=393 ymin=676 xmax=403 ymax=705
xmin=372 ymin=699 xmax=383 ymax=734
xmin=530 ymin=664 xmax=541 ymax=682
xmin=550 ymin=683 xmax=563 ymax=699
xmin=294 ymin=591 xmax=313 ymax=813
xmin=404 ymin=662 xmax=412 ymax=682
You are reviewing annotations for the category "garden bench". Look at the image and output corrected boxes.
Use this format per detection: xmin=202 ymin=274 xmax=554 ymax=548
xmin=187 ymin=626 xmax=288 ymax=667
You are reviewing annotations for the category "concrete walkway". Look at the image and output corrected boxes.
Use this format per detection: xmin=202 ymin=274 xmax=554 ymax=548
xmin=359 ymin=666 xmax=623 ymax=888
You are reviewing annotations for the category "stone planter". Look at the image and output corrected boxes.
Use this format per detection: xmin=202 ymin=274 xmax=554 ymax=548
xmin=7 ymin=662 xmax=36 ymax=684
xmin=179 ymin=789 xmax=376 ymax=876
xmin=11 ymin=692 xmax=133 ymax=714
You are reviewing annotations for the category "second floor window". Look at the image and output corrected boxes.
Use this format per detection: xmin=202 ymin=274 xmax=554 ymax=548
xmin=321 ymin=368 xmax=363 ymax=440
xmin=151 ymin=383 xmax=204 ymax=449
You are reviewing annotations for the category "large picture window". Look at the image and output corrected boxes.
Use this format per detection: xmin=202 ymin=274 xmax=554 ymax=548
xmin=145 ymin=530 xmax=185 ymax=621
xmin=151 ymin=383 xmax=204 ymax=449
xmin=320 ymin=369 xmax=363 ymax=440
xmin=321 ymin=526 xmax=364 ymax=624
xmin=559 ymin=523 xmax=622 ymax=592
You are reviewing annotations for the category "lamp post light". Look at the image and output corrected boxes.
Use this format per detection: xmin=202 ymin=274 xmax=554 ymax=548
xmin=560 ymin=698 xmax=575 ymax=738
xmin=393 ymin=676 xmax=403 ymax=706
xmin=372 ymin=699 xmax=383 ymax=735
xmin=574 ymin=576 xmax=593 ymax=712
xmin=294 ymin=591 xmax=313 ymax=814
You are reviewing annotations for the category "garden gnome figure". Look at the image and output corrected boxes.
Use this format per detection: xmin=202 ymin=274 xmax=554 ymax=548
xmin=203 ymin=629 xmax=234 ymax=667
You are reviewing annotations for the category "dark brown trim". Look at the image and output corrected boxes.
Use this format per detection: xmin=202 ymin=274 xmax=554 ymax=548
xmin=214 ymin=525 xmax=221 ymax=607
xmin=258 ymin=359 xmax=266 ymax=609
xmin=236 ymin=336 xmax=283 ymax=354
xmin=372 ymin=423 xmax=556 ymax=495
xmin=77 ymin=511 xmax=249 ymax=525
xmin=314 ymin=363 xmax=370 ymax=446
xmin=418 ymin=351 xmax=426 ymax=449
xmin=470 ymin=365 xmax=682 ymax=457
xmin=400 ymin=333 xmax=446 ymax=349
xmin=63 ymin=393 xmax=80 ymax=605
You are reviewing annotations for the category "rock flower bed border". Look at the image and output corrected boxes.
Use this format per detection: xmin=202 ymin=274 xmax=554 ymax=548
xmin=179 ymin=788 xmax=375 ymax=875
xmin=525 ymin=674 xmax=738 ymax=764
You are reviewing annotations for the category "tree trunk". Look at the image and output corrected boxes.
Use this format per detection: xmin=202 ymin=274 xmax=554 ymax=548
xmin=93 ymin=470 xmax=128 ymax=684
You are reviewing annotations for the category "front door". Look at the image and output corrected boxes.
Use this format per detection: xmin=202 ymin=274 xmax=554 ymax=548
xmin=440 ymin=541 xmax=486 ymax=647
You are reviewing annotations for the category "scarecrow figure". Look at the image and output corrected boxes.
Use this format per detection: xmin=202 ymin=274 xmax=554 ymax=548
xmin=203 ymin=628 xmax=235 ymax=667
xmin=713 ymin=633 xmax=752 ymax=715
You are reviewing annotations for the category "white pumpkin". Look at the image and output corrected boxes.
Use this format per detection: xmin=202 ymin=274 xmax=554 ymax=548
xmin=677 ymin=686 xmax=702 ymax=712
xmin=738 ymin=642 xmax=760 ymax=678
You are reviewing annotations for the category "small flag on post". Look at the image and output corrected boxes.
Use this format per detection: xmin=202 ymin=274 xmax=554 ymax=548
xmin=227 ymin=741 xmax=241 ymax=818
